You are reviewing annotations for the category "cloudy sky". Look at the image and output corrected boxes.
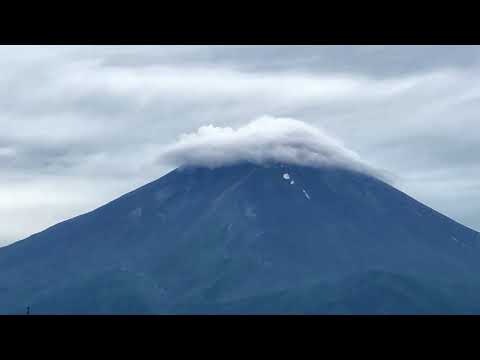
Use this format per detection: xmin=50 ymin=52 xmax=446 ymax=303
xmin=1 ymin=45 xmax=480 ymax=246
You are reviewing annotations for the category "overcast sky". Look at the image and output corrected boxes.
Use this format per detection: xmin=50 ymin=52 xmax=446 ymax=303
xmin=1 ymin=45 xmax=480 ymax=246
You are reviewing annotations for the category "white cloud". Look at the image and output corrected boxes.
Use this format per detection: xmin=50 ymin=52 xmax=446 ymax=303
xmin=160 ymin=116 xmax=384 ymax=178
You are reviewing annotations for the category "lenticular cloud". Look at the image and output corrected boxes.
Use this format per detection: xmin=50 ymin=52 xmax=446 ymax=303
xmin=160 ymin=116 xmax=378 ymax=176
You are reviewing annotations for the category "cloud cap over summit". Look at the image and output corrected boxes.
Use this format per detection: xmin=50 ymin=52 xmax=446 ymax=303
xmin=161 ymin=116 xmax=381 ymax=177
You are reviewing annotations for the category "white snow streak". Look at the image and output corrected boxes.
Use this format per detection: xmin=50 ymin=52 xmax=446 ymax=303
xmin=302 ymin=189 xmax=311 ymax=200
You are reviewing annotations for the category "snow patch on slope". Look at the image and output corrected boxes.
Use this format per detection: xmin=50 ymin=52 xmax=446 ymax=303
xmin=302 ymin=189 xmax=311 ymax=200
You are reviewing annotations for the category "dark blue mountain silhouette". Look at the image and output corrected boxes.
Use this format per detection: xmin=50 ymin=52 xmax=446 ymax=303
xmin=1 ymin=162 xmax=479 ymax=314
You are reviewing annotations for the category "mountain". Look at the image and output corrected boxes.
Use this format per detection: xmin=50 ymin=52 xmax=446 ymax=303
xmin=0 ymin=162 xmax=479 ymax=314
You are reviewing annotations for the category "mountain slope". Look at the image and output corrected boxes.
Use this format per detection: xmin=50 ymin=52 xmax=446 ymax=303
xmin=0 ymin=162 xmax=479 ymax=314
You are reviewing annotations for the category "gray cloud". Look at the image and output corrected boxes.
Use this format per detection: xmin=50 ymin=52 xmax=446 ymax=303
xmin=98 ymin=45 xmax=480 ymax=78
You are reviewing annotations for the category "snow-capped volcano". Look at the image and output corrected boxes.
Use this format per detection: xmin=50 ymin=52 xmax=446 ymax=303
xmin=0 ymin=160 xmax=478 ymax=314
